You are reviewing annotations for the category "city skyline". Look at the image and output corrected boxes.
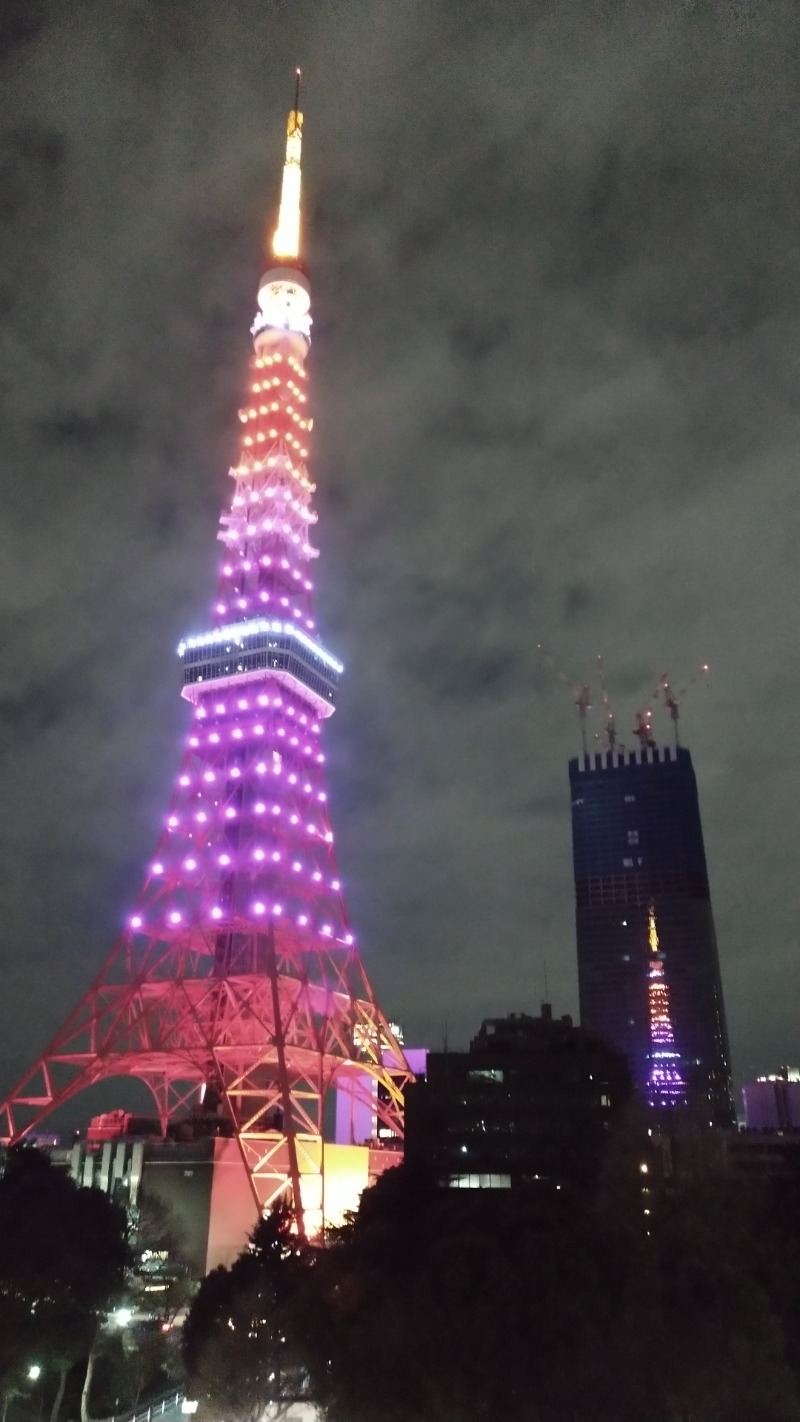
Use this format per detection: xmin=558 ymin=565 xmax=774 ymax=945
xmin=0 ymin=2 xmax=797 ymax=1110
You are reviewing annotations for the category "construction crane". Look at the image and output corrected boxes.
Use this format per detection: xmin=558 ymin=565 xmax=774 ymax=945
xmin=632 ymin=708 xmax=657 ymax=750
xmin=595 ymin=653 xmax=617 ymax=751
xmin=660 ymin=665 xmax=709 ymax=747
xmin=633 ymin=669 xmax=675 ymax=750
xmin=536 ymin=644 xmax=592 ymax=755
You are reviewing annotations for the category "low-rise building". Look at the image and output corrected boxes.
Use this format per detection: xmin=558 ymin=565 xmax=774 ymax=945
xmin=405 ymin=1005 xmax=630 ymax=1203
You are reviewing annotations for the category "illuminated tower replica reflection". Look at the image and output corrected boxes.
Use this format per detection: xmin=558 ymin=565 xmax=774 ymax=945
xmin=645 ymin=905 xmax=686 ymax=1108
xmin=0 ymin=81 xmax=411 ymax=1237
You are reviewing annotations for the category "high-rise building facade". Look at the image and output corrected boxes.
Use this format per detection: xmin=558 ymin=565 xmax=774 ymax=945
xmin=569 ymin=745 xmax=734 ymax=1125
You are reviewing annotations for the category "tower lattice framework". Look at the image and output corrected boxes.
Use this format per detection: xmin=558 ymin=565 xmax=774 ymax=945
xmin=0 ymin=88 xmax=410 ymax=1233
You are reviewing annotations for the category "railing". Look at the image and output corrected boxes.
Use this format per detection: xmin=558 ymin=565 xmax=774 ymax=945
xmin=5 ymin=1382 xmax=184 ymax=1422
xmin=107 ymin=1389 xmax=184 ymax=1422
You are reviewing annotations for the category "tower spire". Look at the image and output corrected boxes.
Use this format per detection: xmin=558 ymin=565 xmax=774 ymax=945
xmin=272 ymin=69 xmax=303 ymax=263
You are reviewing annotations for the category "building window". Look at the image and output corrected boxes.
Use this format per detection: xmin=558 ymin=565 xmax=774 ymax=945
xmin=623 ymin=858 xmax=633 ymax=868
xmin=448 ymin=1173 xmax=512 ymax=1190
xmin=624 ymin=794 xmax=635 ymax=802
xmin=627 ymin=830 xmax=639 ymax=845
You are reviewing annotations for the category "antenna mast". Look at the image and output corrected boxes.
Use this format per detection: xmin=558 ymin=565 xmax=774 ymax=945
xmin=272 ymin=68 xmax=304 ymax=262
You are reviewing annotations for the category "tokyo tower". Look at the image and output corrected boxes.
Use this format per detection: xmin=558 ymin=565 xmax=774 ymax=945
xmin=645 ymin=906 xmax=686 ymax=1109
xmin=0 ymin=79 xmax=410 ymax=1234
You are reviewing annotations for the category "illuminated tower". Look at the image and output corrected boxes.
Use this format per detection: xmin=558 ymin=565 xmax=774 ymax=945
xmin=645 ymin=905 xmax=686 ymax=1108
xmin=569 ymin=745 xmax=734 ymax=1125
xmin=0 ymin=81 xmax=410 ymax=1233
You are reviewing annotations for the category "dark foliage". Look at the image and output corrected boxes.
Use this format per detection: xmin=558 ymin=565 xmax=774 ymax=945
xmin=0 ymin=1143 xmax=130 ymax=1413
xmin=293 ymin=1162 xmax=800 ymax=1422
xmin=180 ymin=1144 xmax=800 ymax=1422
xmin=182 ymin=1201 xmax=312 ymax=1422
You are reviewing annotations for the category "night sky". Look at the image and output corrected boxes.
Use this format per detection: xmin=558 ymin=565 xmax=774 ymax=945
xmin=1 ymin=1 xmax=797 ymax=1114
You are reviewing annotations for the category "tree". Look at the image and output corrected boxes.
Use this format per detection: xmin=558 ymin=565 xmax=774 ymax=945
xmin=290 ymin=1161 xmax=800 ymax=1422
xmin=183 ymin=1202 xmax=311 ymax=1422
xmin=0 ymin=1144 xmax=130 ymax=1421
xmin=129 ymin=1189 xmax=195 ymax=1331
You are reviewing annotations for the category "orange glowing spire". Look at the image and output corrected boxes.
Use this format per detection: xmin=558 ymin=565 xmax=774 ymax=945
xmin=272 ymin=68 xmax=303 ymax=262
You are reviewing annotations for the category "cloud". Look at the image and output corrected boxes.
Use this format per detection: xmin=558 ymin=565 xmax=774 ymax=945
xmin=0 ymin=0 xmax=797 ymax=1103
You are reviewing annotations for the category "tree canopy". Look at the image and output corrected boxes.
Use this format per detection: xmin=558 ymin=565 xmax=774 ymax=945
xmin=181 ymin=1154 xmax=800 ymax=1422
xmin=183 ymin=1201 xmax=311 ymax=1422
xmin=293 ymin=1161 xmax=800 ymax=1422
xmin=0 ymin=1144 xmax=129 ymax=1417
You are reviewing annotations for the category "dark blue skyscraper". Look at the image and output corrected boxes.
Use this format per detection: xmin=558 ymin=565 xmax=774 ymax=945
xmin=569 ymin=744 xmax=734 ymax=1125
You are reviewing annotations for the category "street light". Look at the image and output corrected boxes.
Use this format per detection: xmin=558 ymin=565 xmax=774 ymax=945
xmin=27 ymin=1366 xmax=41 ymax=1382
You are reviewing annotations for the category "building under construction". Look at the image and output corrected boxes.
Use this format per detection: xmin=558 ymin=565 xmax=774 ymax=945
xmin=569 ymin=742 xmax=734 ymax=1126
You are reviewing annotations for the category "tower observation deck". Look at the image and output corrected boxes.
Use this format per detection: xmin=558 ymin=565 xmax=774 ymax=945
xmin=0 ymin=81 xmax=411 ymax=1234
